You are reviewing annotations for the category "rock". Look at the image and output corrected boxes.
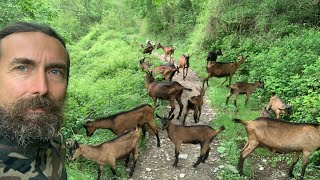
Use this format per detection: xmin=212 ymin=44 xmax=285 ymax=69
xmin=179 ymin=173 xmax=186 ymax=178
xmin=259 ymin=166 xmax=264 ymax=171
xmin=179 ymin=153 xmax=188 ymax=159
xmin=146 ymin=168 xmax=152 ymax=172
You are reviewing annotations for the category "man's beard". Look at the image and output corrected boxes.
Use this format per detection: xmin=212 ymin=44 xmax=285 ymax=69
xmin=0 ymin=96 xmax=64 ymax=147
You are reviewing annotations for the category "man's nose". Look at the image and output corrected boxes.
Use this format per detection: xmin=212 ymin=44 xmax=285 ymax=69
xmin=30 ymin=71 xmax=48 ymax=96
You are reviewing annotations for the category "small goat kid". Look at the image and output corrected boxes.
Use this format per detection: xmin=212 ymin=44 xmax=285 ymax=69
xmin=83 ymin=104 xmax=160 ymax=147
xmin=266 ymin=92 xmax=293 ymax=119
xmin=182 ymin=86 xmax=207 ymax=125
xmin=203 ymin=55 xmax=246 ymax=87
xmin=178 ymin=54 xmax=190 ymax=81
xmin=157 ymin=113 xmax=225 ymax=167
xmin=70 ymin=127 xmax=141 ymax=179
xmin=157 ymin=42 xmax=174 ymax=63
xmin=233 ymin=117 xmax=320 ymax=179
xmin=206 ymin=48 xmax=223 ymax=65
xmin=226 ymin=80 xmax=264 ymax=106
xmin=144 ymin=71 xmax=192 ymax=119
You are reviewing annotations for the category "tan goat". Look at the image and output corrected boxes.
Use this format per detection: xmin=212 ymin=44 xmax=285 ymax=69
xmin=178 ymin=54 xmax=190 ymax=80
xmin=203 ymin=55 xmax=246 ymax=87
xmin=233 ymin=117 xmax=320 ymax=179
xmin=266 ymin=92 xmax=293 ymax=119
xmin=70 ymin=127 xmax=141 ymax=179
xmin=226 ymin=80 xmax=264 ymax=106
xmin=157 ymin=42 xmax=174 ymax=63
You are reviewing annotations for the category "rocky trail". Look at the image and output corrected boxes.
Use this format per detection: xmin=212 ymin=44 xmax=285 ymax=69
xmin=130 ymin=53 xmax=292 ymax=180
xmin=131 ymin=53 xmax=225 ymax=180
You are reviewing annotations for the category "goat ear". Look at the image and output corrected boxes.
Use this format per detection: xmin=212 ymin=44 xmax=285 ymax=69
xmin=74 ymin=141 xmax=80 ymax=149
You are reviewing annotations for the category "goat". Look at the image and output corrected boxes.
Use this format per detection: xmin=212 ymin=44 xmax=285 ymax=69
xmin=70 ymin=127 xmax=141 ymax=179
xmin=226 ymin=80 xmax=264 ymax=106
xmin=266 ymin=92 xmax=293 ymax=119
xmin=203 ymin=55 xmax=246 ymax=87
xmin=157 ymin=42 xmax=174 ymax=63
xmin=139 ymin=57 xmax=151 ymax=71
xmin=152 ymin=64 xmax=179 ymax=81
xmin=206 ymin=48 xmax=223 ymax=65
xmin=182 ymin=86 xmax=207 ymax=125
xmin=83 ymin=104 xmax=160 ymax=147
xmin=156 ymin=113 xmax=225 ymax=167
xmin=233 ymin=117 xmax=320 ymax=179
xmin=141 ymin=40 xmax=155 ymax=54
xmin=144 ymin=71 xmax=192 ymax=119
xmin=178 ymin=54 xmax=190 ymax=80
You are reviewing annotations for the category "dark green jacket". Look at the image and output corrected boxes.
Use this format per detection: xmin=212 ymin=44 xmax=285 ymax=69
xmin=0 ymin=133 xmax=67 ymax=180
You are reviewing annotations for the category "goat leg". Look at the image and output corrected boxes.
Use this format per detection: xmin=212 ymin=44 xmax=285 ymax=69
xmin=193 ymin=154 xmax=204 ymax=167
xmin=202 ymin=147 xmax=211 ymax=163
xmin=125 ymin=155 xmax=130 ymax=167
xmin=129 ymin=147 xmax=139 ymax=177
xmin=289 ymin=152 xmax=300 ymax=178
xmin=97 ymin=165 xmax=104 ymax=180
xmin=173 ymin=145 xmax=181 ymax=167
xmin=299 ymin=151 xmax=311 ymax=180
xmin=193 ymin=109 xmax=198 ymax=123
xmin=141 ymin=125 xmax=147 ymax=139
xmin=182 ymin=108 xmax=190 ymax=125
xmin=221 ymin=77 xmax=228 ymax=86
xmin=176 ymin=96 xmax=184 ymax=119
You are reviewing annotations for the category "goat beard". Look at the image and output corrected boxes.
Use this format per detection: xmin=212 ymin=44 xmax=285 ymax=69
xmin=0 ymin=96 xmax=64 ymax=148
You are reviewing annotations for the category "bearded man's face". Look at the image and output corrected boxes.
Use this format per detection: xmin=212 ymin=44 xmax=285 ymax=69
xmin=0 ymin=31 xmax=68 ymax=147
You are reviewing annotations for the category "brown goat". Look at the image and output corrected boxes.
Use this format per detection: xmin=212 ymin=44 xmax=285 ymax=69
xmin=182 ymin=86 xmax=207 ymax=125
xmin=157 ymin=42 xmax=174 ymax=63
xmin=144 ymin=71 xmax=192 ymax=119
xmin=266 ymin=92 xmax=293 ymax=119
xmin=139 ymin=57 xmax=151 ymax=71
xmin=83 ymin=104 xmax=160 ymax=147
xmin=178 ymin=54 xmax=190 ymax=80
xmin=226 ymin=80 xmax=264 ymax=106
xmin=70 ymin=127 xmax=141 ymax=178
xmin=233 ymin=117 xmax=320 ymax=179
xmin=157 ymin=113 xmax=225 ymax=167
xmin=203 ymin=55 xmax=246 ymax=87
xmin=152 ymin=64 xmax=179 ymax=81
xmin=206 ymin=48 xmax=223 ymax=65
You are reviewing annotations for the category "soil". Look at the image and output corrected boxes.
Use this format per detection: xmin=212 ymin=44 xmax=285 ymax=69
xmin=130 ymin=53 xmax=291 ymax=180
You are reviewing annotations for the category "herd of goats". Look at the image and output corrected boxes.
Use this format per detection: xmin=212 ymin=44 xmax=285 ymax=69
xmin=69 ymin=40 xmax=320 ymax=180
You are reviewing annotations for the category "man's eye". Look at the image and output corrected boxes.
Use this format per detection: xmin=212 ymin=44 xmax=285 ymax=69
xmin=16 ymin=66 xmax=29 ymax=71
xmin=49 ymin=69 xmax=65 ymax=77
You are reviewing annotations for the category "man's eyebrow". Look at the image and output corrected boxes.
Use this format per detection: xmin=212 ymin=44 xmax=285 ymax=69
xmin=46 ymin=63 xmax=67 ymax=71
xmin=10 ymin=58 xmax=35 ymax=66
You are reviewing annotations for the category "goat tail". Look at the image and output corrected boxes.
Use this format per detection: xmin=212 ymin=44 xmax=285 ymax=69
xmin=210 ymin=126 xmax=225 ymax=142
xmin=232 ymin=118 xmax=247 ymax=125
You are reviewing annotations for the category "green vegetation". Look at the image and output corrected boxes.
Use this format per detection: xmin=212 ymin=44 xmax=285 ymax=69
xmin=1 ymin=0 xmax=320 ymax=179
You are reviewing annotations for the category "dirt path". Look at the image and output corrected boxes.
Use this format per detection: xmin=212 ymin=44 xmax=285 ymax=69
xmin=131 ymin=53 xmax=223 ymax=180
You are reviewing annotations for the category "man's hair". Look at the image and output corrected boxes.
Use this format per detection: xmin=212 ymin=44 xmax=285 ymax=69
xmin=0 ymin=22 xmax=70 ymax=81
